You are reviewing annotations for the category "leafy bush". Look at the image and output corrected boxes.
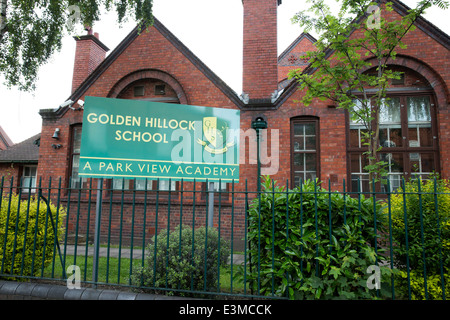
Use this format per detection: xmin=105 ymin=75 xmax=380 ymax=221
xmin=0 ymin=193 xmax=66 ymax=279
xmin=240 ymin=177 xmax=391 ymax=299
xmin=395 ymin=270 xmax=449 ymax=300
xmin=132 ymin=225 xmax=230 ymax=297
xmin=390 ymin=176 xmax=450 ymax=299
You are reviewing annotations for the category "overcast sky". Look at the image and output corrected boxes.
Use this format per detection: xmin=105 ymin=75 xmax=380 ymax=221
xmin=0 ymin=0 xmax=448 ymax=143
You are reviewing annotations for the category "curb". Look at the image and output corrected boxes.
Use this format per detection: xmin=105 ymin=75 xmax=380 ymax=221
xmin=0 ymin=280 xmax=194 ymax=300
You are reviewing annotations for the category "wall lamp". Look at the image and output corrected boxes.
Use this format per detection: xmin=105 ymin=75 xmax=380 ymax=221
xmin=52 ymin=128 xmax=60 ymax=140
xmin=52 ymin=128 xmax=62 ymax=149
xmin=251 ymin=115 xmax=268 ymax=195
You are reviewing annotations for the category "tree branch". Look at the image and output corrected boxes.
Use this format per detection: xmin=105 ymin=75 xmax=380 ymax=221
xmin=0 ymin=0 xmax=7 ymax=41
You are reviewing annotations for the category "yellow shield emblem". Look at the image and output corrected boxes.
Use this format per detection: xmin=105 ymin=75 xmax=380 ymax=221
xmin=197 ymin=116 xmax=234 ymax=155
xmin=203 ymin=117 xmax=218 ymax=147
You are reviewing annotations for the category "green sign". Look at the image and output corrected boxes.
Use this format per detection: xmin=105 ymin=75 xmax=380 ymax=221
xmin=79 ymin=96 xmax=240 ymax=182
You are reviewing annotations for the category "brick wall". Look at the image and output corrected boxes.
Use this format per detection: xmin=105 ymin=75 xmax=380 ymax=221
xmin=62 ymin=191 xmax=248 ymax=250
xmin=0 ymin=163 xmax=20 ymax=189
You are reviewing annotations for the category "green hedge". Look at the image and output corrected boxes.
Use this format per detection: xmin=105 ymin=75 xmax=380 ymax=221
xmin=390 ymin=177 xmax=450 ymax=300
xmin=0 ymin=193 xmax=65 ymax=279
xmin=240 ymin=177 xmax=391 ymax=299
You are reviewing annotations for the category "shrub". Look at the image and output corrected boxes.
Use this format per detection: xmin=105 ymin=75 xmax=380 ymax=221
xmin=395 ymin=270 xmax=450 ymax=300
xmin=0 ymin=193 xmax=66 ymax=279
xmin=240 ymin=177 xmax=391 ymax=299
xmin=390 ymin=176 xmax=450 ymax=299
xmin=132 ymin=225 xmax=230 ymax=297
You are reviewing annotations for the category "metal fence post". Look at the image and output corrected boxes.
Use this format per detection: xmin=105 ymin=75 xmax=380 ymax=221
xmin=208 ymin=181 xmax=214 ymax=227
xmin=92 ymin=178 xmax=103 ymax=288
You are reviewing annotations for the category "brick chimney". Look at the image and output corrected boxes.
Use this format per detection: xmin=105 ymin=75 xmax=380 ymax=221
xmin=71 ymin=28 xmax=109 ymax=93
xmin=242 ymin=0 xmax=280 ymax=104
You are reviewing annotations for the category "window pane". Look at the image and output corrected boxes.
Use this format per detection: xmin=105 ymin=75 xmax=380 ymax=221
xmin=420 ymin=153 xmax=434 ymax=172
xmin=419 ymin=126 xmax=433 ymax=147
xmin=293 ymin=138 xmax=304 ymax=151
xmin=350 ymin=154 xmax=361 ymax=173
xmin=380 ymin=153 xmax=403 ymax=173
xmin=293 ymin=153 xmax=304 ymax=170
xmin=379 ymin=126 xmax=402 ymax=147
xmin=73 ymin=127 xmax=82 ymax=153
xmin=408 ymin=124 xmax=432 ymax=147
xmin=158 ymin=180 xmax=176 ymax=191
xmin=305 ymin=153 xmax=316 ymax=171
xmin=22 ymin=177 xmax=36 ymax=188
xmin=294 ymin=124 xmax=304 ymax=136
xmin=294 ymin=175 xmax=302 ymax=186
xmin=30 ymin=166 xmax=37 ymax=176
xmin=70 ymin=126 xmax=87 ymax=189
xmin=350 ymin=154 xmax=369 ymax=173
xmin=305 ymin=136 xmax=316 ymax=150
xmin=350 ymin=100 xmax=367 ymax=124
xmin=213 ymin=182 xmax=227 ymax=192
xmin=304 ymin=123 xmax=315 ymax=135
xmin=351 ymin=174 xmax=369 ymax=192
xmin=350 ymin=129 xmax=360 ymax=147
xmin=380 ymin=97 xmax=401 ymax=123
xmin=21 ymin=165 xmax=37 ymax=193
xmin=305 ymin=172 xmax=316 ymax=181
xmin=71 ymin=154 xmax=80 ymax=178
xmin=407 ymin=96 xmax=432 ymax=149
xmin=408 ymin=96 xmax=431 ymax=122
xmin=113 ymin=179 xmax=130 ymax=190
xmin=381 ymin=174 xmax=402 ymax=193
xmin=410 ymin=153 xmax=435 ymax=176
xmin=135 ymin=179 xmax=152 ymax=190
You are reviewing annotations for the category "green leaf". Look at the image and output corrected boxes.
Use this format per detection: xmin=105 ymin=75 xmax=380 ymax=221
xmin=329 ymin=266 xmax=342 ymax=280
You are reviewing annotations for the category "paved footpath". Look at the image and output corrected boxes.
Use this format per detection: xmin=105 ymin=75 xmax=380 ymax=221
xmin=62 ymin=245 xmax=245 ymax=265
xmin=0 ymin=246 xmax=245 ymax=300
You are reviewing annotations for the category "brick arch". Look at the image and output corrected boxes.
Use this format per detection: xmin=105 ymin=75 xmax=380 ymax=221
xmin=107 ymin=69 xmax=189 ymax=104
xmin=361 ymin=55 xmax=449 ymax=109
xmin=290 ymin=108 xmax=325 ymax=118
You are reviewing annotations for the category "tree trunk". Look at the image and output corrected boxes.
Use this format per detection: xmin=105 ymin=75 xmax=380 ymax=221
xmin=368 ymin=58 xmax=384 ymax=193
xmin=368 ymin=106 xmax=381 ymax=193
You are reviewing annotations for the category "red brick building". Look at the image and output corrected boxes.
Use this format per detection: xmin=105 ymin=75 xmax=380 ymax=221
xmin=0 ymin=126 xmax=13 ymax=151
xmin=0 ymin=133 xmax=40 ymax=193
xmin=30 ymin=0 xmax=449 ymax=245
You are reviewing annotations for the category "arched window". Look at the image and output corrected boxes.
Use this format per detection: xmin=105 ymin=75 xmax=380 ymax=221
xmin=348 ymin=67 xmax=440 ymax=193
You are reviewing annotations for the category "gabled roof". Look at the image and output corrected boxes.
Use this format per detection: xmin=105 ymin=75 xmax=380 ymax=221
xmin=0 ymin=126 xmax=14 ymax=150
xmin=278 ymin=32 xmax=317 ymax=63
xmin=0 ymin=134 xmax=40 ymax=163
xmin=41 ymin=17 xmax=244 ymax=119
xmin=277 ymin=32 xmax=317 ymax=92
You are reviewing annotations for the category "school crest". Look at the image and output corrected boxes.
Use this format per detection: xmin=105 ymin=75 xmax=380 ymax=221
xmin=197 ymin=117 xmax=235 ymax=154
